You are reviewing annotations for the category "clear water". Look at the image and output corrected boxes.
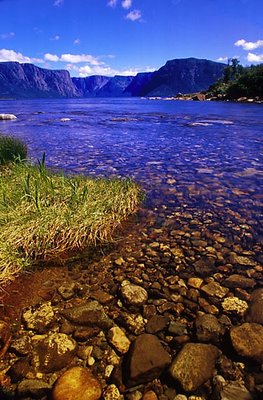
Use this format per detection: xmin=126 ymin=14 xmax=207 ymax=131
xmin=0 ymin=98 xmax=262 ymax=261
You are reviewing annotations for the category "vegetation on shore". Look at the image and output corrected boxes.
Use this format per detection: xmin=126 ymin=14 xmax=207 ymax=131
xmin=0 ymin=145 xmax=142 ymax=286
xmin=0 ymin=135 xmax=27 ymax=165
xmin=208 ymin=59 xmax=263 ymax=100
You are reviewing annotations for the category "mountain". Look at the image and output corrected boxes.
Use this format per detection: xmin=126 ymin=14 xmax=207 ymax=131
xmin=0 ymin=62 xmax=79 ymax=98
xmin=72 ymin=75 xmax=111 ymax=97
xmin=96 ymin=75 xmax=134 ymax=97
xmin=139 ymin=58 xmax=225 ymax=97
xmin=0 ymin=58 xmax=226 ymax=99
xmin=123 ymin=72 xmax=154 ymax=96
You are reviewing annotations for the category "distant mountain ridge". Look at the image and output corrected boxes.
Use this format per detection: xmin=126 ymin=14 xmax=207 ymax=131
xmin=0 ymin=58 xmax=225 ymax=99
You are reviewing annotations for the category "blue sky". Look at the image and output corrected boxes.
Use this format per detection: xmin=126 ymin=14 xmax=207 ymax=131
xmin=0 ymin=0 xmax=262 ymax=77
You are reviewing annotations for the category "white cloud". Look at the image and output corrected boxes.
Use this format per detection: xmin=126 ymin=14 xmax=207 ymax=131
xmin=53 ymin=0 xmax=63 ymax=6
xmin=217 ymin=56 xmax=228 ymax=62
xmin=0 ymin=32 xmax=15 ymax=40
xmin=60 ymin=53 xmax=102 ymax=65
xmin=247 ymin=52 xmax=263 ymax=63
xmin=125 ymin=9 xmax=142 ymax=21
xmin=0 ymin=48 xmax=43 ymax=64
xmin=107 ymin=0 xmax=117 ymax=7
xmin=50 ymin=35 xmax=60 ymax=41
xmin=75 ymin=64 xmax=155 ymax=77
xmin=122 ymin=0 xmax=132 ymax=9
xmin=44 ymin=53 xmax=60 ymax=62
xmin=235 ymin=39 xmax=263 ymax=51
xmin=74 ymin=38 xmax=80 ymax=45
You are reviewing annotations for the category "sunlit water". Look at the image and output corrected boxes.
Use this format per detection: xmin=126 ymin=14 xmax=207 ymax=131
xmin=0 ymin=98 xmax=262 ymax=264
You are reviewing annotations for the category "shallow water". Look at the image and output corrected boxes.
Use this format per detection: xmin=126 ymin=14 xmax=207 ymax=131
xmin=0 ymin=98 xmax=262 ymax=265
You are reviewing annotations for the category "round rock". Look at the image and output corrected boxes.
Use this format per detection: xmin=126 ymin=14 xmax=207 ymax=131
xmin=52 ymin=366 xmax=102 ymax=400
xmin=120 ymin=284 xmax=148 ymax=307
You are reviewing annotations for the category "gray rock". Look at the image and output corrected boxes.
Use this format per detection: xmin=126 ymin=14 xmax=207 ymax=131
xmin=223 ymin=274 xmax=255 ymax=289
xmin=126 ymin=333 xmax=171 ymax=386
xmin=16 ymin=379 xmax=51 ymax=399
xmin=32 ymin=332 xmax=77 ymax=373
xmin=22 ymin=302 xmax=54 ymax=332
xmin=246 ymin=288 xmax=263 ymax=324
xmin=121 ymin=284 xmax=148 ymax=307
xmin=195 ymin=314 xmax=224 ymax=343
xmin=169 ymin=342 xmax=219 ymax=392
xmin=230 ymin=323 xmax=263 ymax=363
xmin=214 ymin=381 xmax=253 ymax=400
xmin=61 ymin=300 xmax=114 ymax=330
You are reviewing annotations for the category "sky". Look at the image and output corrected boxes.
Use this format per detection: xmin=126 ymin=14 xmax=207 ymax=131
xmin=0 ymin=0 xmax=262 ymax=77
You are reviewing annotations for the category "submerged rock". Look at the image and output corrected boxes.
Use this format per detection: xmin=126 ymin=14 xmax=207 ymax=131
xmin=230 ymin=323 xmax=263 ymax=363
xmin=125 ymin=333 xmax=171 ymax=387
xmin=52 ymin=366 xmax=102 ymax=400
xmin=61 ymin=300 xmax=114 ymax=329
xmin=169 ymin=343 xmax=219 ymax=392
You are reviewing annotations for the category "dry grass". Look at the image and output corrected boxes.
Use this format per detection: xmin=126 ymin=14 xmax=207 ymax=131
xmin=0 ymin=159 xmax=142 ymax=286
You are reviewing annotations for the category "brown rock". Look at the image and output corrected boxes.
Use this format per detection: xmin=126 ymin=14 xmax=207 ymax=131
xmin=230 ymin=323 xmax=263 ymax=363
xmin=169 ymin=342 xmax=219 ymax=392
xmin=125 ymin=333 xmax=171 ymax=387
xmin=223 ymin=274 xmax=255 ymax=289
xmin=146 ymin=315 xmax=169 ymax=334
xmin=142 ymin=391 xmax=158 ymax=400
xmin=52 ymin=366 xmax=102 ymax=400
xmin=195 ymin=314 xmax=224 ymax=343
xmin=246 ymin=288 xmax=263 ymax=324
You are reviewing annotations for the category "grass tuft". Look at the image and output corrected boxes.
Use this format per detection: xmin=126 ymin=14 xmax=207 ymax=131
xmin=0 ymin=160 xmax=142 ymax=286
xmin=0 ymin=135 xmax=27 ymax=165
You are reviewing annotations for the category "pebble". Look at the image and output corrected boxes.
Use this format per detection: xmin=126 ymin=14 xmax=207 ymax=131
xmin=120 ymin=284 xmax=148 ymax=307
xmin=107 ymin=326 xmax=131 ymax=354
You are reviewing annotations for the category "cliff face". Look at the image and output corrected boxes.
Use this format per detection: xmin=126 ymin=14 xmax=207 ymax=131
xmin=0 ymin=58 xmax=226 ymax=99
xmin=139 ymin=58 xmax=225 ymax=97
xmin=72 ymin=75 xmax=111 ymax=97
xmin=0 ymin=62 xmax=79 ymax=98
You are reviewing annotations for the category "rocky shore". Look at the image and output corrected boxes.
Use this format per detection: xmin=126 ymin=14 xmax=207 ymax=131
xmin=0 ymin=220 xmax=262 ymax=400
xmin=147 ymin=94 xmax=263 ymax=103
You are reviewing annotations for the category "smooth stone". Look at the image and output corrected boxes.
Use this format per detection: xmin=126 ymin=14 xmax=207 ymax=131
xmin=61 ymin=300 xmax=114 ymax=329
xmin=0 ymin=113 xmax=17 ymax=120
xmin=195 ymin=314 xmax=224 ymax=343
xmin=33 ymin=333 xmax=77 ymax=373
xmin=223 ymin=274 xmax=255 ymax=289
xmin=52 ymin=366 xmax=102 ymax=400
xmin=230 ymin=323 xmax=263 ymax=363
xmin=125 ymin=333 xmax=171 ymax=387
xmin=146 ymin=315 xmax=170 ymax=334
xmin=121 ymin=284 xmax=148 ymax=307
xmin=246 ymin=288 xmax=263 ymax=324
xmin=222 ymin=297 xmax=248 ymax=315
xmin=201 ymin=282 xmax=229 ymax=298
xmin=142 ymin=390 xmax=158 ymax=400
xmin=169 ymin=342 xmax=219 ymax=392
xmin=108 ymin=326 xmax=131 ymax=354
xmin=22 ymin=302 xmax=54 ymax=333
xmin=17 ymin=379 xmax=51 ymax=398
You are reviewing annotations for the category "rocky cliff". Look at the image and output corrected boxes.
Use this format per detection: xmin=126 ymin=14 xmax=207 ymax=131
xmin=139 ymin=58 xmax=225 ymax=97
xmin=0 ymin=58 xmax=226 ymax=99
xmin=72 ymin=75 xmax=111 ymax=97
xmin=0 ymin=62 xmax=79 ymax=98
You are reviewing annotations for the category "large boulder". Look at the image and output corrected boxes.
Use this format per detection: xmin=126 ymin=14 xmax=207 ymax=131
xmin=125 ymin=333 xmax=171 ymax=387
xmin=230 ymin=323 xmax=263 ymax=363
xmin=169 ymin=343 xmax=219 ymax=392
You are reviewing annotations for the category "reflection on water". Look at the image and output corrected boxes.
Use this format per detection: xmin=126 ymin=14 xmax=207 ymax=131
xmin=0 ymin=98 xmax=262 ymax=268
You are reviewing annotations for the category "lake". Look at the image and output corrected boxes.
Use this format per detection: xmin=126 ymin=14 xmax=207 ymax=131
xmin=0 ymin=98 xmax=262 ymax=268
